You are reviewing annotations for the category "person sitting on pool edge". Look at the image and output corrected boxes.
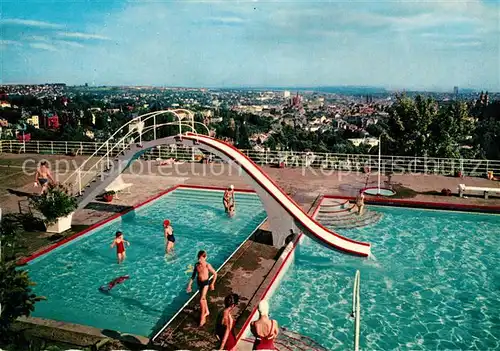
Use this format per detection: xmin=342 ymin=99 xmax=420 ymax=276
xmin=111 ymin=231 xmax=130 ymax=264
xmin=164 ymin=219 xmax=175 ymax=254
xmin=186 ymin=250 xmax=217 ymax=327
xmin=223 ymin=185 xmax=235 ymax=213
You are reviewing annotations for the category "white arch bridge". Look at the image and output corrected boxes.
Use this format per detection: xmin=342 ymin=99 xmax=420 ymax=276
xmin=63 ymin=110 xmax=371 ymax=257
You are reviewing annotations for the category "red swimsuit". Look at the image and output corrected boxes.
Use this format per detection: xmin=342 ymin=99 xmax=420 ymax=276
xmin=116 ymin=241 xmax=125 ymax=254
xmin=252 ymin=320 xmax=276 ymax=350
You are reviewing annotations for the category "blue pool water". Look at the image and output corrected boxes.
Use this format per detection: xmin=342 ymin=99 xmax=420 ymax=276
xmin=27 ymin=188 xmax=266 ymax=337
xmin=270 ymin=206 xmax=500 ymax=350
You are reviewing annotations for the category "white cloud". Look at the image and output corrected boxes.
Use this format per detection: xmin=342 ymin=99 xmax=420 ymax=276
xmin=55 ymin=40 xmax=85 ymax=48
xmin=56 ymin=31 xmax=110 ymax=40
xmin=29 ymin=42 xmax=59 ymax=52
xmin=0 ymin=18 xmax=63 ymax=29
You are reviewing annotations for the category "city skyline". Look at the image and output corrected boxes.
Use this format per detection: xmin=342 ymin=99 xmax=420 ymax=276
xmin=1 ymin=0 xmax=499 ymax=91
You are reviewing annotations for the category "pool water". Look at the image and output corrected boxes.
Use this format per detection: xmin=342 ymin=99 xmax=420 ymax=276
xmin=270 ymin=206 xmax=500 ymax=350
xmin=27 ymin=188 xmax=266 ymax=337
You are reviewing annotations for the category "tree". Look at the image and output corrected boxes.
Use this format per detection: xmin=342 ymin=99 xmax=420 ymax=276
xmin=383 ymin=95 xmax=473 ymax=158
xmin=0 ymin=214 xmax=45 ymax=341
xmin=473 ymin=100 xmax=500 ymax=159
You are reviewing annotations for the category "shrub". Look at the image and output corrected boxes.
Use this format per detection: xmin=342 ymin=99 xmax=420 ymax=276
xmin=30 ymin=184 xmax=77 ymax=225
xmin=0 ymin=215 xmax=45 ymax=342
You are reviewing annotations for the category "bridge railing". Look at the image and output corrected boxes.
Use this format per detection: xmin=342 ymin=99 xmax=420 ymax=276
xmin=1 ymin=139 xmax=500 ymax=176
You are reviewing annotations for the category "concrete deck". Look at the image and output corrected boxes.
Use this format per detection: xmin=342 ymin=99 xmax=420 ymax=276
xmin=152 ymin=237 xmax=279 ymax=350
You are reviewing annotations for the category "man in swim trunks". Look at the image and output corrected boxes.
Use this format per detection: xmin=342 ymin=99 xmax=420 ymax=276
xmin=223 ymin=185 xmax=235 ymax=213
xmin=186 ymin=250 xmax=217 ymax=327
xmin=34 ymin=161 xmax=55 ymax=194
xmin=164 ymin=219 xmax=175 ymax=254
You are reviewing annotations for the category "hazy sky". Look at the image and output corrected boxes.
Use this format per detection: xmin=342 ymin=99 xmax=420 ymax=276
xmin=1 ymin=0 xmax=499 ymax=91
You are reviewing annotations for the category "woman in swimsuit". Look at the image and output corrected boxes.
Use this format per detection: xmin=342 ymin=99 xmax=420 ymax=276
xmin=111 ymin=231 xmax=130 ymax=264
xmin=164 ymin=219 xmax=175 ymax=254
xmin=251 ymin=300 xmax=278 ymax=350
xmin=216 ymin=293 xmax=239 ymax=351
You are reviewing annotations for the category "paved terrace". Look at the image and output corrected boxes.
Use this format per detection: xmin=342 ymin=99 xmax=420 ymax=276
xmin=1 ymin=154 xmax=500 ymax=349
xmin=2 ymin=154 xmax=500 ymax=218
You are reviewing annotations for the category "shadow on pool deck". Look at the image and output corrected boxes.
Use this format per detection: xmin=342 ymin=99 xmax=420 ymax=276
xmin=150 ymin=232 xmax=280 ymax=350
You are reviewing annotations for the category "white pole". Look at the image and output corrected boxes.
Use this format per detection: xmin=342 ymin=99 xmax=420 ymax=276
xmin=153 ymin=115 xmax=157 ymax=140
xmin=378 ymin=136 xmax=381 ymax=195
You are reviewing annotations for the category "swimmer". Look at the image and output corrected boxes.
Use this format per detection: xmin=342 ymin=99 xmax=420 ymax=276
xmin=164 ymin=219 xmax=175 ymax=254
xmin=111 ymin=231 xmax=130 ymax=264
xmin=186 ymin=250 xmax=217 ymax=327
xmin=228 ymin=203 xmax=235 ymax=218
xmin=34 ymin=161 xmax=55 ymax=194
xmin=356 ymin=192 xmax=365 ymax=216
xmin=223 ymin=185 xmax=235 ymax=213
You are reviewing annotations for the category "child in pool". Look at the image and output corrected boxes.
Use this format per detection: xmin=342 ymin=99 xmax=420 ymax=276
xmin=111 ymin=231 xmax=130 ymax=264
xmin=164 ymin=219 xmax=175 ymax=253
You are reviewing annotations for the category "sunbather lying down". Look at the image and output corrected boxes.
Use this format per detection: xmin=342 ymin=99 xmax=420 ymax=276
xmin=156 ymin=158 xmax=185 ymax=166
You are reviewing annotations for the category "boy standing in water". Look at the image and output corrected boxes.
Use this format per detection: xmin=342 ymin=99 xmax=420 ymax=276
xmin=111 ymin=231 xmax=130 ymax=264
xmin=186 ymin=250 xmax=217 ymax=327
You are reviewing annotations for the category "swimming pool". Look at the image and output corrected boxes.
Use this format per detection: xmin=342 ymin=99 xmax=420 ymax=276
xmin=26 ymin=187 xmax=266 ymax=337
xmin=269 ymin=206 xmax=500 ymax=350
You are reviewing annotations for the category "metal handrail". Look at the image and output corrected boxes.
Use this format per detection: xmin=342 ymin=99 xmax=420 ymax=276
xmin=64 ymin=109 xmax=184 ymax=186
xmin=69 ymin=121 xmax=199 ymax=194
xmin=2 ymin=140 xmax=500 ymax=175
xmin=352 ymin=270 xmax=361 ymax=351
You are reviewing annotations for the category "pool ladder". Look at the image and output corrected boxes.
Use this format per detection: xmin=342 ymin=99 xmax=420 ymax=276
xmin=351 ymin=270 xmax=361 ymax=351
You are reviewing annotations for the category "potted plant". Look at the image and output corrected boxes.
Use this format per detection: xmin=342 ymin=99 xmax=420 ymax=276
xmin=30 ymin=183 xmax=77 ymax=233
xmin=102 ymin=190 xmax=115 ymax=203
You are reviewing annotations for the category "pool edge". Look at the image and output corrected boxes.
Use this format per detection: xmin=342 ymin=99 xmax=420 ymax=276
xmin=234 ymin=195 xmax=324 ymax=348
xmin=324 ymin=194 xmax=500 ymax=214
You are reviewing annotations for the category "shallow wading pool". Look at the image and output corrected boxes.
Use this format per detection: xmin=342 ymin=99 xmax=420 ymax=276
xmin=26 ymin=188 xmax=267 ymax=337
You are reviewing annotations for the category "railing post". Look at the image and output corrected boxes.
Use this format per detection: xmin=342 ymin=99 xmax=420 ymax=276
xmin=51 ymin=141 xmax=54 ymax=154
xmin=153 ymin=115 xmax=157 ymax=140
xmin=36 ymin=141 xmax=39 ymax=153
xmin=77 ymin=168 xmax=82 ymax=195
xmin=9 ymin=140 xmax=12 ymax=153
xmin=80 ymin=142 xmax=83 ymax=155
xmin=106 ymin=141 xmax=109 ymax=168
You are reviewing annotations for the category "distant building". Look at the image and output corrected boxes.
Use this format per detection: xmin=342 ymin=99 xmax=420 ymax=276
xmin=283 ymin=90 xmax=291 ymax=98
xmin=45 ymin=113 xmax=60 ymax=129
xmin=453 ymin=86 xmax=459 ymax=95
xmin=0 ymin=101 xmax=11 ymax=108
